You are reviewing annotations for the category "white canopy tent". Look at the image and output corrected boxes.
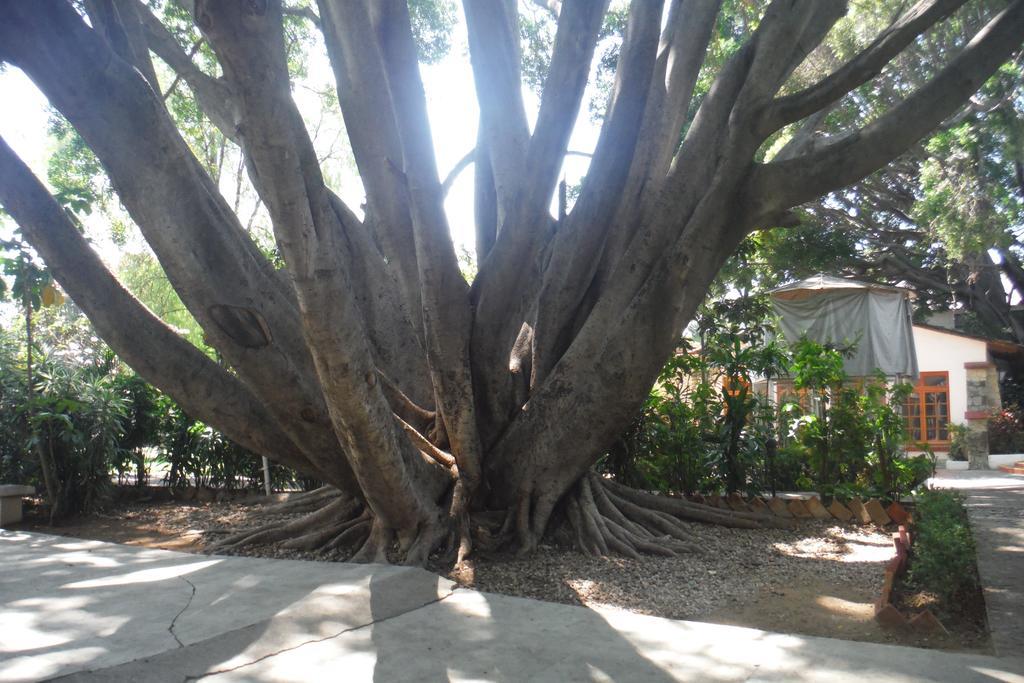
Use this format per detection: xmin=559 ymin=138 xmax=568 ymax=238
xmin=770 ymin=274 xmax=919 ymax=379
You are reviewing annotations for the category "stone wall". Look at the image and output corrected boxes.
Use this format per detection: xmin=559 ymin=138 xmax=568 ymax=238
xmin=964 ymin=362 xmax=996 ymax=470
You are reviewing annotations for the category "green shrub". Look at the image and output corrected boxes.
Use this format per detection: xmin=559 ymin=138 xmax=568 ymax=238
xmin=0 ymin=332 xmax=32 ymax=485
xmin=947 ymin=424 xmax=969 ymax=461
xmin=156 ymin=397 xmax=299 ymax=491
xmin=110 ymin=374 xmax=163 ymax=485
xmin=604 ymin=295 xmax=790 ymax=495
xmin=27 ymin=355 xmax=129 ymax=519
xmin=988 ymin=406 xmax=1024 ymax=455
xmin=907 ymin=489 xmax=979 ymax=605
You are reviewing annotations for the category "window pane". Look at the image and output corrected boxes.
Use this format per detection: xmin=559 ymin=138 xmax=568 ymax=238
xmin=904 ymin=380 xmax=954 ymax=444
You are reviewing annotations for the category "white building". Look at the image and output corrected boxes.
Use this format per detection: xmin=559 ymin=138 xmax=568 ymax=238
xmin=908 ymin=323 xmax=1016 ymax=457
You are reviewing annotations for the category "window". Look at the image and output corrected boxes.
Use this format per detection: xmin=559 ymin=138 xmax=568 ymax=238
xmin=904 ymin=371 xmax=950 ymax=446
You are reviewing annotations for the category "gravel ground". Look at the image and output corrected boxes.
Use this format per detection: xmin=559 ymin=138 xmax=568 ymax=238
xmin=456 ymin=522 xmax=894 ymax=622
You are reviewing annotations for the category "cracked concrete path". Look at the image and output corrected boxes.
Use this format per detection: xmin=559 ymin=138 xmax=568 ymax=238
xmin=932 ymin=470 xmax=1024 ymax=657
xmin=0 ymin=531 xmax=453 ymax=681
xmin=4 ymin=531 xmax=1024 ymax=682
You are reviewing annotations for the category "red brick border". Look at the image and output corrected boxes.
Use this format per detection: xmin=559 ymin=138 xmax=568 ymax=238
xmin=873 ymin=523 xmax=948 ymax=635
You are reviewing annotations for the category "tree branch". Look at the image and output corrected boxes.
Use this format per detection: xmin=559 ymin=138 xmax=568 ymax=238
xmin=748 ymin=0 xmax=1024 ymax=219
xmin=316 ymin=0 xmax=421 ymax=306
xmin=764 ymin=0 xmax=971 ymax=134
xmin=597 ymin=0 xmax=723 ymax=289
xmin=375 ymin=0 xmax=483 ymax=493
xmin=530 ymin=0 xmax=561 ymax=20
xmin=531 ymin=0 xmax=662 ymax=386
xmin=85 ymin=0 xmax=161 ymax=92
xmin=443 ymin=147 xmax=595 ymax=199
xmin=133 ymin=0 xmax=238 ymax=139
xmin=462 ymin=0 xmax=530 ymax=223
xmin=282 ymin=4 xmax=320 ymax=28
xmin=525 ymin=0 xmax=610 ymax=219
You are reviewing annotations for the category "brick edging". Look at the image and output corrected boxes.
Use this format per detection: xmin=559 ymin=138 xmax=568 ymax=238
xmin=873 ymin=524 xmax=948 ymax=634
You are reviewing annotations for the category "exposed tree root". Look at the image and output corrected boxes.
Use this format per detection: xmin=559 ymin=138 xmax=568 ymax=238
xmin=207 ymin=495 xmax=361 ymax=554
xmin=260 ymin=486 xmax=344 ymax=516
xmin=205 ymin=487 xmax=460 ymax=567
xmin=558 ymin=473 xmax=792 ymax=558
xmin=205 ymin=472 xmax=794 ymax=564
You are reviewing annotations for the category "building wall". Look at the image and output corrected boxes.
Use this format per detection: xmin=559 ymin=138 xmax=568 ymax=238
xmin=911 ymin=325 xmax=989 ymax=427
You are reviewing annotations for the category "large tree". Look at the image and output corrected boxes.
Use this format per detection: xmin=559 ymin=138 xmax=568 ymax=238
xmin=0 ymin=0 xmax=1021 ymax=563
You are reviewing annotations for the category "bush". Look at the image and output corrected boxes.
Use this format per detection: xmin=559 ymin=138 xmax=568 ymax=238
xmin=27 ymin=355 xmax=129 ymax=519
xmin=604 ymin=295 xmax=789 ymax=495
xmin=156 ymin=397 xmax=299 ymax=491
xmin=0 ymin=332 xmax=32 ymax=485
xmin=988 ymin=406 xmax=1024 ymax=455
xmin=907 ymin=489 xmax=979 ymax=605
xmin=786 ymin=344 xmax=921 ymax=500
xmin=110 ymin=373 xmax=163 ymax=485
xmin=947 ymin=424 xmax=969 ymax=461
xmin=611 ymin=327 xmax=929 ymax=500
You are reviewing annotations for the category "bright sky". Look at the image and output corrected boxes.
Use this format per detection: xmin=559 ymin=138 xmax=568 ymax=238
xmin=0 ymin=9 xmax=601 ymax=270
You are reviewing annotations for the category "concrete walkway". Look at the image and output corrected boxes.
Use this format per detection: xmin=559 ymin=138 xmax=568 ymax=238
xmin=932 ymin=470 xmax=1024 ymax=658
xmin=3 ymin=531 xmax=1024 ymax=682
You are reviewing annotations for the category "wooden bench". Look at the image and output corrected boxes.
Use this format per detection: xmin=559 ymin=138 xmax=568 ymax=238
xmin=0 ymin=485 xmax=35 ymax=527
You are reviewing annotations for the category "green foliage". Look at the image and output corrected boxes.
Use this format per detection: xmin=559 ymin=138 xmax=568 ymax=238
xmin=0 ymin=306 xmax=306 ymax=521
xmin=907 ymin=489 xmax=979 ymax=606
xmin=26 ymin=354 xmax=130 ymax=518
xmin=611 ymin=311 xmax=931 ymax=500
xmin=456 ymin=244 xmax=477 ymax=284
xmin=0 ymin=237 xmax=50 ymax=310
xmin=786 ymin=340 xmax=928 ymax=500
xmin=987 ymin=406 xmax=1024 ymax=455
xmin=408 ymin=0 xmax=457 ymax=64
xmin=518 ymin=8 xmax=554 ymax=95
xmin=109 ymin=373 xmax=163 ymax=484
xmin=789 ymin=338 xmax=847 ymax=392
xmin=117 ymin=252 xmax=209 ymax=352
xmin=0 ymin=332 xmax=30 ymax=485
xmin=707 ymin=6 xmax=1024 ymax=340
xmin=947 ymin=423 xmax=969 ymax=461
xmin=155 ymin=395 xmax=298 ymax=491
xmin=47 ymin=113 xmax=107 ymax=214
xmin=606 ymin=294 xmax=787 ymax=495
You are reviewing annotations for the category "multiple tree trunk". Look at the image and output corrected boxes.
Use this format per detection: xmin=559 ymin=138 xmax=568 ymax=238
xmin=0 ymin=0 xmax=1022 ymax=563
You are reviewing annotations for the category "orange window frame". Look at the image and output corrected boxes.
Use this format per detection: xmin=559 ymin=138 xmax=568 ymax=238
xmin=904 ymin=371 xmax=951 ymax=448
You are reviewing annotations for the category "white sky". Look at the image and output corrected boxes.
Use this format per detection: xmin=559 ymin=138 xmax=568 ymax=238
xmin=0 ymin=10 xmax=601 ymax=272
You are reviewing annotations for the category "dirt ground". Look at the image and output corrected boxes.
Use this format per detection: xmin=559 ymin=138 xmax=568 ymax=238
xmin=13 ymin=492 xmax=990 ymax=654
